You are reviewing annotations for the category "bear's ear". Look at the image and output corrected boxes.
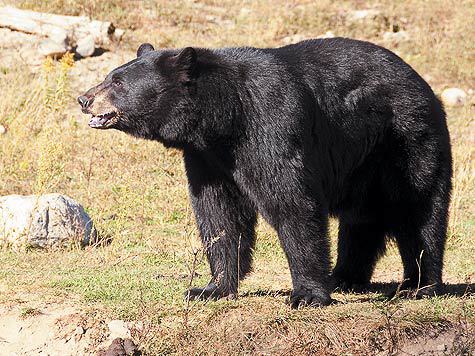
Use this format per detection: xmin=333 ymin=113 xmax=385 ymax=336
xmin=137 ymin=43 xmax=155 ymax=57
xmin=173 ymin=47 xmax=198 ymax=83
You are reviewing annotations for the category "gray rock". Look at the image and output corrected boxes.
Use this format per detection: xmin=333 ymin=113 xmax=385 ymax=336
xmin=0 ymin=193 xmax=96 ymax=249
xmin=38 ymin=38 xmax=67 ymax=58
xmin=76 ymin=35 xmax=95 ymax=57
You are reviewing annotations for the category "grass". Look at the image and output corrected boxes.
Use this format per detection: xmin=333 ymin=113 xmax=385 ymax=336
xmin=0 ymin=0 xmax=474 ymax=355
xmin=19 ymin=306 xmax=42 ymax=318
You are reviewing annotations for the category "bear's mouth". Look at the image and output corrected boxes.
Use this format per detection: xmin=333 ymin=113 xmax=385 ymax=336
xmin=88 ymin=111 xmax=118 ymax=129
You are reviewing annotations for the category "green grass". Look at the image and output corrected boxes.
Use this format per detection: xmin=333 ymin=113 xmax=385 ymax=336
xmin=19 ymin=306 xmax=42 ymax=318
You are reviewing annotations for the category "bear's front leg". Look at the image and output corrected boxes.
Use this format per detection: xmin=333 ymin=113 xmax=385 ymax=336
xmin=183 ymin=150 xmax=257 ymax=301
xmin=261 ymin=193 xmax=332 ymax=308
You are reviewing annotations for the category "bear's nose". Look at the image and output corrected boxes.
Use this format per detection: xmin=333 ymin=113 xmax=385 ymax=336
xmin=77 ymin=95 xmax=93 ymax=109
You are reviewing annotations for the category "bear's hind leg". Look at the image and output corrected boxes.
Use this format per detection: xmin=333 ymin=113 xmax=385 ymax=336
xmin=332 ymin=220 xmax=386 ymax=292
xmin=392 ymin=190 xmax=449 ymax=298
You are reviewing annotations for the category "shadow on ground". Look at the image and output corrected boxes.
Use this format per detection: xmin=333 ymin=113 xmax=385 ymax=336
xmin=241 ymin=282 xmax=474 ymax=300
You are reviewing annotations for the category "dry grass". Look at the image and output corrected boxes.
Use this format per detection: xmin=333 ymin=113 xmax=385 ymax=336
xmin=0 ymin=0 xmax=474 ymax=355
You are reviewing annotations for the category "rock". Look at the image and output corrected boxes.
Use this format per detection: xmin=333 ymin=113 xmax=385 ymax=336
xmin=74 ymin=326 xmax=85 ymax=342
xmin=74 ymin=326 xmax=85 ymax=335
xmin=347 ymin=9 xmax=381 ymax=22
xmin=0 ymin=193 xmax=96 ymax=249
xmin=76 ymin=35 xmax=95 ymax=57
xmin=38 ymin=38 xmax=68 ymax=58
xmin=107 ymin=320 xmax=131 ymax=339
xmin=113 ymin=28 xmax=125 ymax=42
xmin=98 ymin=338 xmax=141 ymax=356
xmin=317 ymin=31 xmax=335 ymax=39
xmin=47 ymin=29 xmax=69 ymax=48
xmin=282 ymin=34 xmax=307 ymax=45
xmin=441 ymin=88 xmax=467 ymax=107
xmin=0 ymin=124 xmax=6 ymax=135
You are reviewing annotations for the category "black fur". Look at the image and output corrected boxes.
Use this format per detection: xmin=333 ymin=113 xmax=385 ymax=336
xmin=79 ymin=38 xmax=452 ymax=307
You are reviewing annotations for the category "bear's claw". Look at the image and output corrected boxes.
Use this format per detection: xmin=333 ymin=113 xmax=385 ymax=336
xmin=289 ymin=287 xmax=332 ymax=309
xmin=184 ymin=282 xmax=236 ymax=301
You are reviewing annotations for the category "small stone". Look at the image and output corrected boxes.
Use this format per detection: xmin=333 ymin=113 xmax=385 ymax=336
xmin=74 ymin=326 xmax=84 ymax=342
xmin=113 ymin=29 xmax=125 ymax=42
xmin=74 ymin=326 xmax=85 ymax=335
xmin=441 ymin=88 xmax=467 ymax=107
xmin=38 ymin=39 xmax=67 ymax=58
xmin=107 ymin=320 xmax=131 ymax=339
xmin=76 ymin=35 xmax=95 ymax=57
xmin=0 ymin=124 xmax=6 ymax=135
xmin=205 ymin=14 xmax=218 ymax=22
xmin=100 ymin=338 xmax=140 ymax=356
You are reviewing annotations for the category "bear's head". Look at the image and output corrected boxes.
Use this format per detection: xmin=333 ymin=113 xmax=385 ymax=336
xmin=77 ymin=43 xmax=202 ymax=144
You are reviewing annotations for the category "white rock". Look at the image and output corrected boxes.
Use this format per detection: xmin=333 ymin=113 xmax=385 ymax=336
xmin=47 ymin=29 xmax=69 ymax=48
xmin=76 ymin=35 xmax=95 ymax=57
xmin=113 ymin=28 xmax=125 ymax=42
xmin=107 ymin=320 xmax=131 ymax=339
xmin=348 ymin=9 xmax=381 ymax=22
xmin=441 ymin=88 xmax=467 ymax=107
xmin=38 ymin=39 xmax=67 ymax=58
xmin=74 ymin=326 xmax=85 ymax=335
xmin=0 ymin=124 xmax=6 ymax=135
xmin=0 ymin=193 xmax=96 ymax=249
xmin=383 ymin=30 xmax=410 ymax=42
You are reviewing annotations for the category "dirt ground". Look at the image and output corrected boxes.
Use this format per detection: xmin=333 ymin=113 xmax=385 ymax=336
xmin=0 ymin=303 xmax=103 ymax=355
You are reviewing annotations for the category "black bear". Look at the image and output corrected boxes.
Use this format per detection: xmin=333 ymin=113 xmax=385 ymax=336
xmin=78 ymin=38 xmax=452 ymax=307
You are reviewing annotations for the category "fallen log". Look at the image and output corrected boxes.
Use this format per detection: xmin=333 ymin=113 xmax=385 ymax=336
xmin=0 ymin=6 xmax=124 ymax=57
